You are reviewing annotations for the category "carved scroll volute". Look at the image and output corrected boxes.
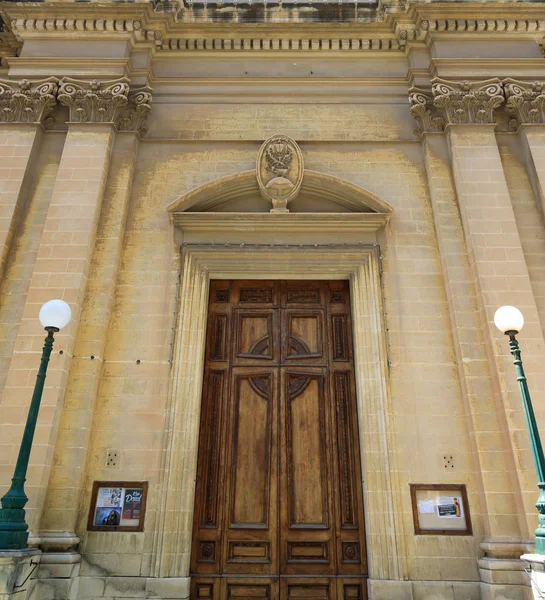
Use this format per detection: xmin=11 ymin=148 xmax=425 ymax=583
xmin=408 ymin=87 xmax=445 ymax=136
xmin=0 ymin=78 xmax=58 ymax=124
xmin=504 ymin=79 xmax=545 ymax=126
xmin=115 ymin=86 xmax=153 ymax=134
xmin=432 ymin=78 xmax=504 ymax=125
xmin=256 ymin=135 xmax=304 ymax=213
xmin=58 ymin=77 xmax=130 ymax=124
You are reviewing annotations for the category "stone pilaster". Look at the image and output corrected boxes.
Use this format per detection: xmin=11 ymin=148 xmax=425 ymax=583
xmin=505 ymin=79 xmax=545 ymax=251
xmin=409 ymin=89 xmax=522 ymax=553
xmin=0 ymin=78 xmax=129 ymax=539
xmin=39 ymin=87 xmax=151 ymax=540
xmin=431 ymin=77 xmax=545 ymax=563
xmin=0 ymin=78 xmax=57 ymax=284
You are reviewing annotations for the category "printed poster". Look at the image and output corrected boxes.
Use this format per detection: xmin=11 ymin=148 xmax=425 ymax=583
xmin=436 ymin=496 xmax=463 ymax=519
xmin=94 ymin=487 xmax=123 ymax=527
xmin=121 ymin=488 xmax=143 ymax=527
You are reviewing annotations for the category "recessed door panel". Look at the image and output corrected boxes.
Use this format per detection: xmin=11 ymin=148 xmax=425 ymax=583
xmin=234 ymin=310 xmax=278 ymax=364
xmin=285 ymin=373 xmax=328 ymax=528
xmin=282 ymin=311 xmax=325 ymax=365
xmin=192 ymin=281 xmax=367 ymax=598
xmin=229 ymin=371 xmax=274 ymax=527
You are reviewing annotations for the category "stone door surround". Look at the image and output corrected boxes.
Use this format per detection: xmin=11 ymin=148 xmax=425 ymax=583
xmin=150 ymin=169 xmax=402 ymax=589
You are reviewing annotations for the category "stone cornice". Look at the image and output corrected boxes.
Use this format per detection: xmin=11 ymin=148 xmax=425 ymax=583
xmin=504 ymin=78 xmax=545 ymax=125
xmin=171 ymin=212 xmax=391 ymax=235
xmin=58 ymin=77 xmax=129 ymax=124
xmin=432 ymin=77 xmax=504 ymax=125
xmin=2 ymin=2 xmax=545 ymax=57
xmin=0 ymin=76 xmax=57 ymax=123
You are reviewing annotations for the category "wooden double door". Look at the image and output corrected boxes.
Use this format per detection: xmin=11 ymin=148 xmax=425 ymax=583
xmin=191 ymin=281 xmax=367 ymax=600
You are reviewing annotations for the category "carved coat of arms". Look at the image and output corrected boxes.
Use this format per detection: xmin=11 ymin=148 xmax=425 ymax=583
xmin=256 ymin=135 xmax=304 ymax=212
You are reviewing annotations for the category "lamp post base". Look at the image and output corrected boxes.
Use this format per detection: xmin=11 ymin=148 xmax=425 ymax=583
xmin=0 ymin=548 xmax=40 ymax=600
xmin=521 ymin=554 xmax=545 ymax=599
xmin=0 ymin=508 xmax=29 ymax=551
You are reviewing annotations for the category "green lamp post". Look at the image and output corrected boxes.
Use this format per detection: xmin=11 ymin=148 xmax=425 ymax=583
xmin=494 ymin=305 xmax=545 ymax=555
xmin=0 ymin=299 xmax=72 ymax=550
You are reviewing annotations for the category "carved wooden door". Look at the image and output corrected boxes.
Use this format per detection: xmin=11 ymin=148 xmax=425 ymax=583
xmin=191 ymin=281 xmax=367 ymax=600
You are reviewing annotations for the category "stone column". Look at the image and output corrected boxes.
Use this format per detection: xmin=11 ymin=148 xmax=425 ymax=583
xmin=39 ymin=88 xmax=152 ymax=542
xmin=0 ymin=79 xmax=58 ymax=284
xmin=431 ymin=77 xmax=545 ymax=593
xmin=0 ymin=78 xmax=129 ymax=543
xmin=409 ymin=88 xmax=522 ymax=555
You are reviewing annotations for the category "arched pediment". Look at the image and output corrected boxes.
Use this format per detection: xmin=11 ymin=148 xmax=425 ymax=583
xmin=166 ymin=170 xmax=394 ymax=215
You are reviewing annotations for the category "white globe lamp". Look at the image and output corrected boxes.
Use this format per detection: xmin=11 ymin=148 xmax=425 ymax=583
xmin=494 ymin=305 xmax=524 ymax=335
xmin=39 ymin=299 xmax=72 ymax=332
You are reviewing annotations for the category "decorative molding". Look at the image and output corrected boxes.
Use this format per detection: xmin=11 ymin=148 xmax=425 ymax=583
xmin=167 ymin=169 xmax=394 ymax=214
xmin=153 ymin=244 xmax=401 ymax=581
xmin=155 ymin=36 xmax=402 ymax=52
xmin=115 ymin=86 xmax=153 ymax=134
xmin=3 ymin=4 xmax=545 ymax=57
xmin=408 ymin=87 xmax=445 ymax=135
xmin=170 ymin=212 xmax=391 ymax=234
xmin=7 ymin=17 xmax=142 ymax=40
xmin=421 ymin=18 xmax=545 ymax=34
xmin=0 ymin=77 xmax=58 ymax=124
xmin=58 ymin=77 xmax=129 ymax=124
xmin=504 ymin=78 xmax=545 ymax=125
xmin=432 ymin=78 xmax=504 ymax=125
xmin=256 ymin=135 xmax=303 ymax=213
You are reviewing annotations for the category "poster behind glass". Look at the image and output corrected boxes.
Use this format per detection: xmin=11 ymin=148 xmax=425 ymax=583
xmin=88 ymin=482 xmax=147 ymax=531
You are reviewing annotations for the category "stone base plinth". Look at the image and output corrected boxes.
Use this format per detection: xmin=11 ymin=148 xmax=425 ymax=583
xmin=521 ymin=554 xmax=545 ymax=600
xmin=0 ymin=549 xmax=41 ymax=600
xmin=479 ymin=557 xmax=532 ymax=600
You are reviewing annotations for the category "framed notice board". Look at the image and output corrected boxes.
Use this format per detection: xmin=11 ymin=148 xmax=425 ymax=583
xmin=87 ymin=481 xmax=148 ymax=532
xmin=409 ymin=483 xmax=472 ymax=536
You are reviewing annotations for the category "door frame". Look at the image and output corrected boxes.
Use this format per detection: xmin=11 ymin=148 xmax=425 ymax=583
xmin=151 ymin=203 xmax=410 ymax=589
xmin=151 ymin=222 xmax=406 ymax=588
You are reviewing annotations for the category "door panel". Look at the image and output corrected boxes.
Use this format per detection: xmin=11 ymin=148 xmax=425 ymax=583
xmin=280 ymin=369 xmax=335 ymax=576
xmin=282 ymin=311 xmax=325 ymax=365
xmin=234 ymin=310 xmax=278 ymax=365
xmin=222 ymin=578 xmax=279 ymax=600
xmin=280 ymin=578 xmax=336 ymax=600
xmin=192 ymin=281 xmax=367 ymax=599
xmin=284 ymin=373 xmax=329 ymax=528
xmin=224 ymin=367 xmax=278 ymax=575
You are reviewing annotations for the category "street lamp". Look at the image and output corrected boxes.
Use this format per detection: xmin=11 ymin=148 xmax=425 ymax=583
xmin=0 ymin=300 xmax=71 ymax=550
xmin=494 ymin=305 xmax=545 ymax=554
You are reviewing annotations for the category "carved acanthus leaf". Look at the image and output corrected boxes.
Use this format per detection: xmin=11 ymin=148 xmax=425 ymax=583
xmin=504 ymin=79 xmax=545 ymax=125
xmin=58 ymin=77 xmax=129 ymax=124
xmin=432 ymin=78 xmax=504 ymax=125
xmin=115 ymin=86 xmax=153 ymax=134
xmin=0 ymin=77 xmax=58 ymax=124
xmin=408 ymin=87 xmax=445 ymax=135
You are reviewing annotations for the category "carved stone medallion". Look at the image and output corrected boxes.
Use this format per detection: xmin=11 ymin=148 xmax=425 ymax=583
xmin=256 ymin=135 xmax=304 ymax=213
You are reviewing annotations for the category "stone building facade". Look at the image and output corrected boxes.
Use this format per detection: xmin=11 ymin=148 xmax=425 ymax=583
xmin=1 ymin=0 xmax=545 ymax=599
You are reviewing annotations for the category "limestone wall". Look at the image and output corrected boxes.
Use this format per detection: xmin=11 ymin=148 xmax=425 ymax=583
xmin=0 ymin=2 xmax=545 ymax=599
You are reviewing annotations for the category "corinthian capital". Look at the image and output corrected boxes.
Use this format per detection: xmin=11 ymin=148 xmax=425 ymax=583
xmin=115 ymin=86 xmax=153 ymax=134
xmin=432 ymin=78 xmax=504 ymax=125
xmin=408 ymin=87 xmax=445 ymax=135
xmin=0 ymin=78 xmax=58 ymax=124
xmin=504 ymin=79 xmax=545 ymax=125
xmin=58 ymin=78 xmax=129 ymax=124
